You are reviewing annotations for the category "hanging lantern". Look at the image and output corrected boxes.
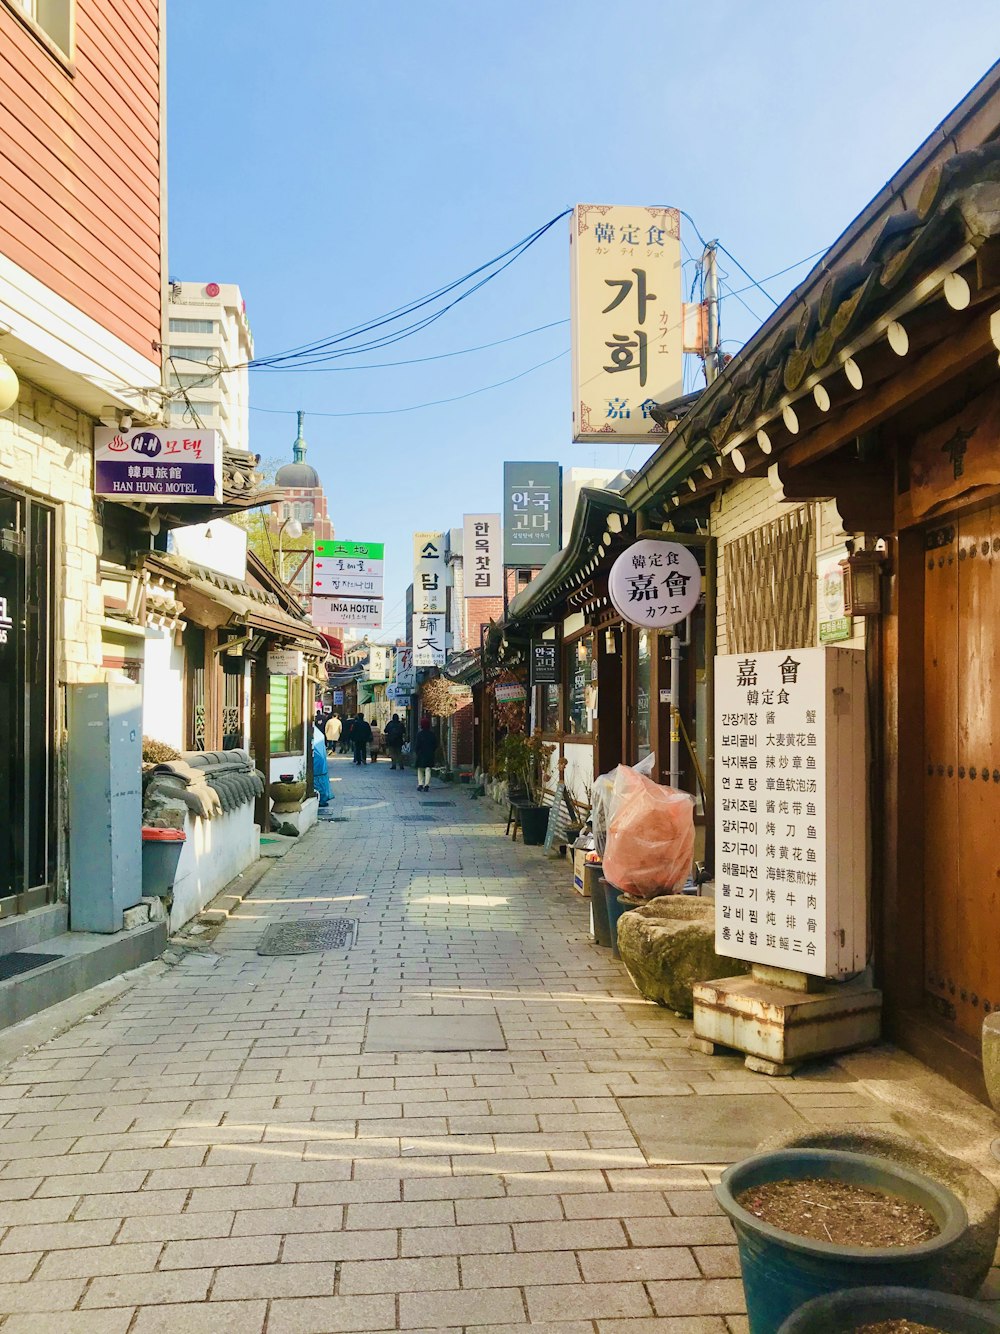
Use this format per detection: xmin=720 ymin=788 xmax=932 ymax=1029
xmin=840 ymin=544 xmax=885 ymax=616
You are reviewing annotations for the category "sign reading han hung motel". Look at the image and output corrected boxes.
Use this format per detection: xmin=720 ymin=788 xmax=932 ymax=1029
xmin=502 ymin=462 xmax=561 ymax=568
xmin=93 ymin=426 xmax=222 ymax=503
xmin=570 ymin=204 xmax=683 ymax=443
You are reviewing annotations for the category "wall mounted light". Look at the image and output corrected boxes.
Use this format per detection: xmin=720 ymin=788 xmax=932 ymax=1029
xmin=604 ymin=626 xmax=618 ymax=655
xmin=840 ymin=541 xmax=886 ymax=616
xmin=0 ymin=355 xmax=19 ymax=413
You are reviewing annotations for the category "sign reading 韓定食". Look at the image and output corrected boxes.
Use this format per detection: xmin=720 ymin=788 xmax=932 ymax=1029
xmin=608 ymin=540 xmax=701 ymax=629
xmin=713 ymin=646 xmax=867 ymax=980
xmin=570 ymin=204 xmax=683 ymax=443
xmin=462 ymin=514 xmax=501 ymax=597
xmin=93 ymin=427 xmax=222 ymax=503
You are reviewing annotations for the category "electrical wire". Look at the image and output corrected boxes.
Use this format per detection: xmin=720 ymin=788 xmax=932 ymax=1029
xmin=717 ymin=242 xmax=781 ymax=308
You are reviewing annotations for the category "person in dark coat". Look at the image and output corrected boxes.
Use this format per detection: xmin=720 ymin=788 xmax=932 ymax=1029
xmin=384 ymin=713 xmax=406 ymax=770
xmin=352 ymin=712 xmax=373 ymax=766
xmin=339 ymin=715 xmax=354 ymax=755
xmin=413 ymin=715 xmax=437 ymax=792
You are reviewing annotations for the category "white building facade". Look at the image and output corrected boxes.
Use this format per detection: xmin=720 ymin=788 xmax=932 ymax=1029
xmin=166 ymin=282 xmax=253 ymax=454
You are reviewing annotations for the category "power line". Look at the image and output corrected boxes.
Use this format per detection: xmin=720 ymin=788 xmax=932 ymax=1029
xmin=248 ymin=348 xmax=568 ymax=419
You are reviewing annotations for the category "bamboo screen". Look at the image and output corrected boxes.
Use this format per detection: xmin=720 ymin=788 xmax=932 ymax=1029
xmin=724 ymin=506 xmax=816 ymax=653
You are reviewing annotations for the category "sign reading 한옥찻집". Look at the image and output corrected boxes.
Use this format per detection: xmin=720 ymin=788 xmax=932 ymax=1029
xmin=570 ymin=204 xmax=683 ymax=443
xmin=462 ymin=513 xmax=501 ymax=597
xmin=94 ymin=427 xmax=222 ymax=503
xmin=608 ymin=540 xmax=701 ymax=629
xmin=714 ymin=646 xmax=867 ymax=980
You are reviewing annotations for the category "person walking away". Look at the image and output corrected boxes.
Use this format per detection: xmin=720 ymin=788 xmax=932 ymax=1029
xmin=340 ymin=715 xmax=354 ymax=755
xmin=369 ymin=722 xmax=383 ymax=763
xmin=414 ymin=715 xmax=436 ymax=792
xmin=352 ymin=712 xmax=372 ymax=766
xmin=384 ymin=713 xmax=405 ymax=770
xmin=324 ymin=712 xmax=342 ymax=755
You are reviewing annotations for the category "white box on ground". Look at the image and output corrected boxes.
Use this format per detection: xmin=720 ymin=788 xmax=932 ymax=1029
xmin=714 ymin=646 xmax=867 ymax=980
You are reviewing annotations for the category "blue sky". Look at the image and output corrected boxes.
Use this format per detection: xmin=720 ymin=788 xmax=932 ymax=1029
xmin=167 ymin=2 xmax=999 ymax=638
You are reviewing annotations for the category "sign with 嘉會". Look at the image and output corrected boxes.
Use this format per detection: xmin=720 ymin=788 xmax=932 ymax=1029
xmin=315 ymin=540 xmax=384 ymax=561
xmin=93 ymin=426 xmax=222 ymax=503
xmin=713 ymin=646 xmax=867 ymax=980
xmin=570 ymin=204 xmax=683 ymax=443
xmin=463 ymin=513 xmax=501 ymax=597
xmin=266 ymin=647 xmax=303 ymax=677
xmin=608 ymin=540 xmax=701 ymax=628
xmin=503 ymin=462 xmax=561 ymax=567
xmin=313 ymin=597 xmax=382 ymax=628
xmin=530 ymin=641 xmax=558 ymax=686
xmin=412 ymin=612 xmax=446 ymax=667
xmin=817 ymin=548 xmax=851 ymax=644
xmin=413 ymin=531 xmax=446 ymax=613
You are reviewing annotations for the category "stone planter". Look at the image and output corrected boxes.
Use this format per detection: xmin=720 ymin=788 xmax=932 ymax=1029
xmin=756 ymin=1125 xmax=1000 ymax=1298
xmin=983 ymin=1013 xmax=1000 ymax=1114
xmin=271 ymin=780 xmax=306 ymax=814
xmin=779 ymin=1286 xmax=1000 ymax=1333
xmin=617 ymin=895 xmax=749 ymax=1016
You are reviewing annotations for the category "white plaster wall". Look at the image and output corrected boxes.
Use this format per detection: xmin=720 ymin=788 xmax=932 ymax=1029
xmin=141 ymin=628 xmax=185 ymax=749
xmin=168 ymin=805 xmax=259 ymax=931
xmin=545 ymin=743 xmax=595 ymax=807
xmin=270 ymin=753 xmax=306 ymax=783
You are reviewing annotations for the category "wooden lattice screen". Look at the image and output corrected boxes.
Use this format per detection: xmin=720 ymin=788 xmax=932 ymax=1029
xmin=725 ymin=506 xmax=816 ymax=653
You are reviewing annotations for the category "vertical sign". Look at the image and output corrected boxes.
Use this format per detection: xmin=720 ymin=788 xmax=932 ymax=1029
xmin=530 ymin=641 xmax=558 ymax=686
xmin=412 ymin=612 xmax=446 ymax=667
xmin=714 ymin=647 xmax=867 ymax=980
xmin=817 ymin=548 xmax=851 ymax=644
xmin=413 ymin=532 xmax=446 ymax=612
xmin=463 ymin=513 xmax=501 ymax=597
xmin=503 ymin=462 xmax=561 ymax=567
xmin=395 ymin=647 xmax=415 ymax=690
xmin=570 ymin=204 xmax=683 ymax=443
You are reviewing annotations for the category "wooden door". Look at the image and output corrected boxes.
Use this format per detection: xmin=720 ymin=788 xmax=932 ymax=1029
xmin=922 ymin=504 xmax=1000 ymax=1041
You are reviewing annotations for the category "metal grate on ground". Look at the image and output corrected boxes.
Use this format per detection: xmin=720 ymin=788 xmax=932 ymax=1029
xmin=257 ymin=918 xmax=357 ymax=955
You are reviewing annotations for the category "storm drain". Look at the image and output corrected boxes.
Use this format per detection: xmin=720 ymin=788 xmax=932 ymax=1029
xmin=421 ymin=801 xmax=455 ymax=807
xmin=257 ymin=918 xmax=356 ymax=955
xmin=400 ymin=814 xmax=436 ymax=823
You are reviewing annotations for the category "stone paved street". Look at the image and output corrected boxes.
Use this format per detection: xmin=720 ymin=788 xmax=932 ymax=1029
xmin=0 ymin=756 xmax=993 ymax=1332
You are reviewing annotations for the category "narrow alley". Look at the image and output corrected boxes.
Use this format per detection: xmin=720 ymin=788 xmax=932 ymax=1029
xmin=0 ymin=759 xmax=977 ymax=1334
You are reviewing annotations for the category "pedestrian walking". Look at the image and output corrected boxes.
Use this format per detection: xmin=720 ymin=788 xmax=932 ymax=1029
xmin=369 ymin=722 xmax=383 ymax=763
xmin=324 ymin=712 xmax=342 ymax=755
xmin=384 ymin=713 xmax=405 ymax=770
xmin=340 ymin=715 xmax=354 ymax=755
xmin=352 ymin=712 xmax=372 ymax=765
xmin=414 ymin=714 xmax=437 ymax=792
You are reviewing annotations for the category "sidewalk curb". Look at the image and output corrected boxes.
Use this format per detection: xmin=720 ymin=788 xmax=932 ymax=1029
xmin=195 ymin=852 xmax=278 ymax=926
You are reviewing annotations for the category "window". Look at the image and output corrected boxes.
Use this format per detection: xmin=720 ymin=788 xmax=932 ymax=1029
xmin=169 ymin=319 xmax=216 ymax=335
xmin=300 ymin=502 xmax=314 ymax=523
xmin=564 ymin=635 xmax=594 ymax=736
xmin=8 ymin=0 xmax=72 ymax=57
xmin=282 ymin=503 xmax=291 ymax=520
xmin=169 ymin=346 xmax=215 ymax=365
xmin=635 ymin=630 xmax=652 ymax=761
xmin=540 ymin=683 xmax=560 ymax=734
xmin=269 ymin=674 xmax=304 ymax=755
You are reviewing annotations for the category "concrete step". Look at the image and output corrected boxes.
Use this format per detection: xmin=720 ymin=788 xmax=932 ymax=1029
xmin=0 ymin=921 xmax=166 ymax=1030
xmin=0 ymin=903 xmax=69 ymax=959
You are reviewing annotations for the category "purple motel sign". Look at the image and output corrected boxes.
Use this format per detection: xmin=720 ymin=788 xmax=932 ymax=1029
xmin=93 ymin=427 xmax=222 ymax=503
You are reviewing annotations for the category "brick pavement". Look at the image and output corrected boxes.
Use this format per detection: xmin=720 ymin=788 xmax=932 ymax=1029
xmin=0 ymin=756 xmax=977 ymax=1332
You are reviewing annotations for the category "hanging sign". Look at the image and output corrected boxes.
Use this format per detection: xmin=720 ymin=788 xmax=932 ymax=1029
xmin=413 ymin=531 xmax=446 ymax=613
xmin=313 ymin=572 xmax=384 ymax=599
xmin=714 ymin=646 xmax=867 ymax=980
xmin=530 ymin=641 xmax=558 ymax=686
xmin=608 ymin=540 xmax=701 ymax=628
xmin=412 ymin=612 xmax=446 ymax=666
xmin=494 ymin=682 xmax=527 ymax=704
xmin=570 ymin=204 xmax=683 ymax=443
xmin=94 ymin=427 xmax=222 ymax=503
xmin=463 ymin=513 xmax=501 ymax=597
xmin=817 ymin=548 xmax=851 ymax=644
xmin=395 ymin=647 xmax=416 ymax=689
xmin=503 ymin=462 xmax=561 ymax=567
xmin=314 ymin=556 xmax=383 ymax=578
xmin=315 ymin=540 xmax=384 ymax=561
xmin=333 ymin=690 xmax=344 ymax=705
xmin=313 ymin=597 xmax=382 ymax=628
xmin=266 ymin=647 xmax=303 ymax=676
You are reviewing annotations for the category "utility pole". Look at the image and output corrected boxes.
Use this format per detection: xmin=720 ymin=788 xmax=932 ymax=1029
xmin=703 ymin=240 xmax=721 ymax=384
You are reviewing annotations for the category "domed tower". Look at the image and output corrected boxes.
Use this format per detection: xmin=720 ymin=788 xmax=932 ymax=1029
xmin=270 ymin=410 xmax=333 ymax=542
xmin=275 ymin=410 xmax=320 ymax=490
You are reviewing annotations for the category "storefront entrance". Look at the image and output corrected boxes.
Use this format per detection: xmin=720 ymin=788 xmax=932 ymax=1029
xmin=922 ymin=502 xmax=1000 ymax=1044
xmin=0 ymin=485 xmax=56 ymax=916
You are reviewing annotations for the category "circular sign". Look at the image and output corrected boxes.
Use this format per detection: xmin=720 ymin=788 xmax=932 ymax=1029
xmin=608 ymin=540 xmax=702 ymax=629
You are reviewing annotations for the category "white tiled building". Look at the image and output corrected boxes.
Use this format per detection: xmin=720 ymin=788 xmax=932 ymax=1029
xmin=166 ymin=281 xmax=253 ymax=454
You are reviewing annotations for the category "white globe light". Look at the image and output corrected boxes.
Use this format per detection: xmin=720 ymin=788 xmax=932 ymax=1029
xmin=0 ymin=356 xmax=19 ymax=413
xmin=285 ymin=519 xmax=303 ymax=539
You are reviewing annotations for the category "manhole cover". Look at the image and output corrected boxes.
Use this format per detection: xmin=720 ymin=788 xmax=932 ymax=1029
xmin=257 ymin=919 xmax=357 ymax=955
xmin=421 ymin=801 xmax=455 ymax=807
xmin=400 ymin=814 xmax=436 ymax=823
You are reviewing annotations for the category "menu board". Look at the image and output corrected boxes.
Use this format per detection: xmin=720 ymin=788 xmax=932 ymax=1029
xmin=714 ymin=646 xmax=867 ymax=980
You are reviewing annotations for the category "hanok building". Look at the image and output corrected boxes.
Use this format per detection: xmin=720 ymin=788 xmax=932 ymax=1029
xmin=629 ymin=63 xmax=1000 ymax=1098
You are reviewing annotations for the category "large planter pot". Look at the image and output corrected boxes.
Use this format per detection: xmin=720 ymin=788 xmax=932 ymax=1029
xmin=779 ymin=1285 xmax=1000 ymax=1333
xmin=591 ymin=874 xmax=612 ymax=948
xmin=271 ymin=780 xmax=306 ymax=814
xmin=605 ymin=883 xmax=637 ymax=960
xmin=716 ymin=1148 xmax=969 ymax=1334
xmin=617 ymin=895 xmax=750 ymax=1016
xmin=983 ymin=1012 xmax=1000 ymax=1113
xmin=519 ymin=804 xmax=550 ymax=846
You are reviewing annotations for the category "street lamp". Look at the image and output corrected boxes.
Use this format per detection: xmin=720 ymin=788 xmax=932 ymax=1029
xmin=277 ymin=516 xmax=303 ymax=583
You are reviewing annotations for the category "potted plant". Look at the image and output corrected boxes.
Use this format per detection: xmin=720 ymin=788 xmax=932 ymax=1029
xmin=778 ymin=1285 xmax=1000 ymax=1332
xmin=272 ymin=765 xmax=306 ymax=814
xmin=496 ymin=731 xmax=554 ymax=845
xmin=715 ymin=1148 xmax=970 ymax=1334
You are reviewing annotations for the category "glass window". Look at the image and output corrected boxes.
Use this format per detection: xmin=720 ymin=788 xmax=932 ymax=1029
xmin=170 ymin=346 xmax=215 ymax=364
xmin=540 ymin=684 xmax=560 ymax=734
xmin=169 ymin=318 xmax=216 ymax=334
xmin=301 ymin=502 xmax=314 ymax=523
xmin=13 ymin=0 xmax=72 ymax=56
xmin=635 ymin=630 xmax=652 ymax=762
xmin=269 ymin=674 xmax=303 ymax=754
xmin=564 ymin=636 xmax=594 ymax=735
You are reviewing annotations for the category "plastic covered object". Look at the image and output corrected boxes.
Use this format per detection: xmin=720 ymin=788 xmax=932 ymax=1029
xmin=602 ymin=765 xmax=695 ymax=898
xmin=591 ymin=752 xmax=655 ymax=857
